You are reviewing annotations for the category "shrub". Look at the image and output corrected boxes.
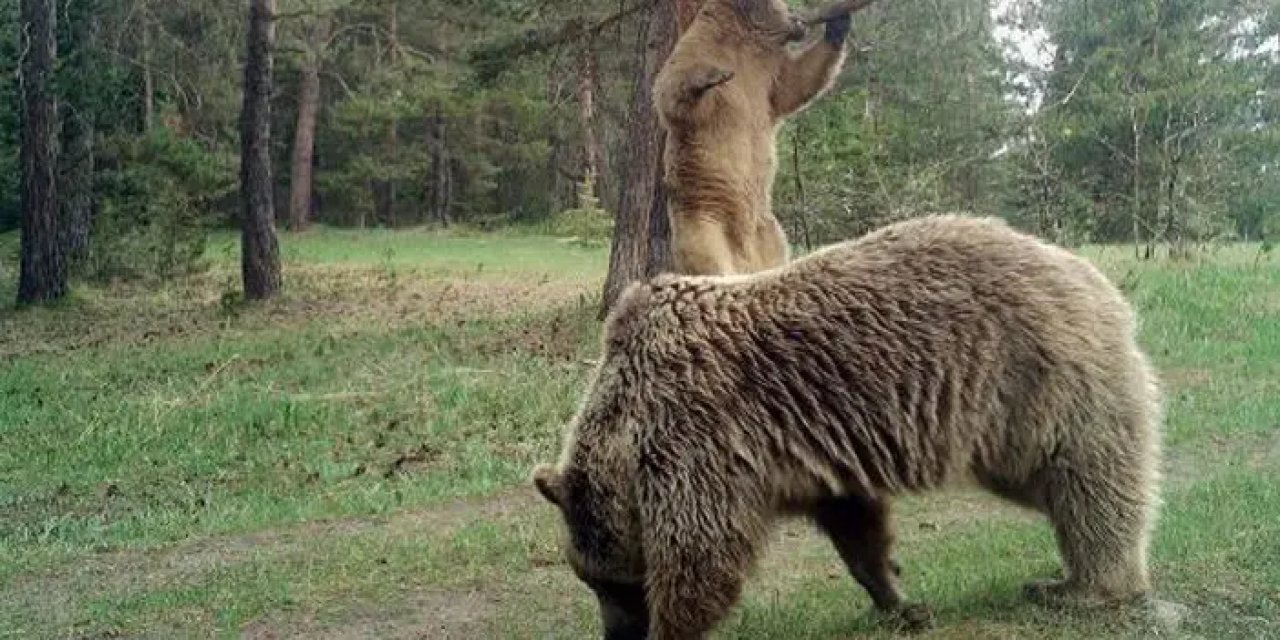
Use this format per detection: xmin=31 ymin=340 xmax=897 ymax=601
xmin=83 ymin=128 xmax=236 ymax=281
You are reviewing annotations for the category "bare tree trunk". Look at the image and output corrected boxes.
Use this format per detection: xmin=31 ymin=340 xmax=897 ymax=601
xmin=599 ymin=0 xmax=681 ymax=315
xmin=577 ymin=44 xmax=602 ymax=207
xmin=18 ymin=0 xmax=66 ymax=304
xmin=60 ymin=11 xmax=101 ymax=265
xmin=240 ymin=0 xmax=282 ymax=300
xmin=372 ymin=1 xmax=398 ymax=227
xmin=427 ymin=109 xmax=452 ymax=226
xmin=1130 ymin=103 xmax=1142 ymax=259
xmin=61 ymin=108 xmax=95 ymax=263
xmin=288 ymin=17 xmax=328 ymax=231
xmin=140 ymin=12 xmax=154 ymax=132
xmin=790 ymin=128 xmax=814 ymax=252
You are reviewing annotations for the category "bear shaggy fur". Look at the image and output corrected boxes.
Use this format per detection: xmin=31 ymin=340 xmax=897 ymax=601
xmin=653 ymin=0 xmax=850 ymax=276
xmin=532 ymin=215 xmax=1163 ymax=639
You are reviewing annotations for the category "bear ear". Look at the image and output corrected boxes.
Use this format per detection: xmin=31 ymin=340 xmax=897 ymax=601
xmin=532 ymin=464 xmax=564 ymax=507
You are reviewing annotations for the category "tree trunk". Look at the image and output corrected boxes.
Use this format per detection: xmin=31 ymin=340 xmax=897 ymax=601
xmin=240 ymin=0 xmax=282 ymax=300
xmin=372 ymin=1 xmax=398 ymax=227
xmin=675 ymin=0 xmax=701 ymax=31
xmin=577 ymin=44 xmax=602 ymax=207
xmin=60 ymin=11 xmax=101 ymax=265
xmin=60 ymin=107 xmax=95 ymax=264
xmin=599 ymin=0 xmax=682 ymax=315
xmin=426 ymin=109 xmax=452 ymax=226
xmin=18 ymin=0 xmax=66 ymax=305
xmin=1130 ymin=103 xmax=1142 ymax=259
xmin=287 ymin=17 xmax=328 ymax=231
xmin=140 ymin=14 xmax=154 ymax=132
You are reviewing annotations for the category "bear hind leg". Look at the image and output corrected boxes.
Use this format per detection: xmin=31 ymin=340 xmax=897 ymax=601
xmin=1032 ymin=454 xmax=1154 ymax=607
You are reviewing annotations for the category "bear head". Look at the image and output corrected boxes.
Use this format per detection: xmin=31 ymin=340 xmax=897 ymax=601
xmin=534 ymin=463 xmax=647 ymax=639
xmin=532 ymin=366 xmax=648 ymax=640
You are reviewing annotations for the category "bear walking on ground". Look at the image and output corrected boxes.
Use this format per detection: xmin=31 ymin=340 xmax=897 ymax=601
xmin=532 ymin=215 xmax=1164 ymax=640
xmin=653 ymin=0 xmax=852 ymax=276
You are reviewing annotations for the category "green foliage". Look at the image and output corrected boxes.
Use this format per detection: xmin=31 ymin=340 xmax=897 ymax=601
xmin=3 ymin=0 xmax=1276 ymax=296
xmin=0 ymin=0 xmax=20 ymax=232
xmin=84 ymin=129 xmax=235 ymax=280
xmin=1006 ymin=0 xmax=1278 ymax=247
xmin=547 ymin=175 xmax=613 ymax=246
xmin=773 ymin=0 xmax=1278 ymax=248
xmin=776 ymin=0 xmax=1014 ymax=243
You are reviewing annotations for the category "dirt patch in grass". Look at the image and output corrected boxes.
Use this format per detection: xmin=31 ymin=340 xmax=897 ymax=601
xmin=459 ymin=303 xmax=601 ymax=365
xmin=240 ymin=589 xmax=502 ymax=640
xmin=1160 ymin=367 xmax=1212 ymax=390
xmin=0 ymin=264 xmax=600 ymax=360
xmin=0 ymin=488 xmax=546 ymax=636
xmin=10 ymin=489 xmax=542 ymax=593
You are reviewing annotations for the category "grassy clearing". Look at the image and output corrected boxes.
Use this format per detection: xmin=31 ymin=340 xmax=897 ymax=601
xmin=1 ymin=231 xmax=1277 ymax=639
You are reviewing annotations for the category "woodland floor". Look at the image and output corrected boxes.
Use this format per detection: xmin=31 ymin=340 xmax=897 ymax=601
xmin=1 ymin=228 xmax=1278 ymax=639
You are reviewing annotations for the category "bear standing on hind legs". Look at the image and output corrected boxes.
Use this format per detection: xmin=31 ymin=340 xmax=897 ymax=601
xmin=532 ymin=215 xmax=1164 ymax=640
xmin=654 ymin=0 xmax=853 ymax=276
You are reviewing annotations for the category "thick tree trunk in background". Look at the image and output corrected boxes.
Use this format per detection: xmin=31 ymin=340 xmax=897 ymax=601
xmin=288 ymin=17 xmax=329 ymax=231
xmin=240 ymin=0 xmax=282 ymax=300
xmin=675 ymin=0 xmax=701 ymax=31
xmin=61 ymin=12 xmax=102 ymax=264
xmin=18 ymin=0 xmax=66 ymax=304
xmin=599 ymin=0 xmax=681 ymax=315
xmin=60 ymin=108 xmax=95 ymax=263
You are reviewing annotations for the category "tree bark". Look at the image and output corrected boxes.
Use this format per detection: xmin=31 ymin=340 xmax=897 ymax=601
xmin=426 ymin=109 xmax=452 ymax=226
xmin=288 ymin=16 xmax=329 ymax=231
xmin=140 ymin=17 xmax=154 ymax=132
xmin=576 ymin=44 xmax=602 ymax=207
xmin=1130 ymin=103 xmax=1144 ymax=260
xmin=372 ymin=0 xmax=398 ymax=227
xmin=60 ymin=10 xmax=101 ymax=265
xmin=60 ymin=107 xmax=95 ymax=263
xmin=240 ymin=0 xmax=282 ymax=300
xmin=18 ymin=0 xmax=66 ymax=304
xmin=599 ymin=0 xmax=682 ymax=316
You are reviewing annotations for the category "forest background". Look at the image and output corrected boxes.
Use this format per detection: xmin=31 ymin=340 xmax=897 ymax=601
xmin=1 ymin=0 xmax=1276 ymax=302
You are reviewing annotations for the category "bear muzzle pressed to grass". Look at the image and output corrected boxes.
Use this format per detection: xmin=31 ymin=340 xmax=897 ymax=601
xmin=533 ymin=215 xmax=1164 ymax=640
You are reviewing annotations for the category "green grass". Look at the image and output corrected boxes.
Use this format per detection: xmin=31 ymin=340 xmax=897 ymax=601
xmin=1 ymin=231 xmax=1278 ymax=639
xmin=208 ymin=225 xmax=607 ymax=278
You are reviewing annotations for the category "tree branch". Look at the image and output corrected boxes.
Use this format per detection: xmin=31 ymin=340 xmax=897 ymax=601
xmin=468 ymin=1 xmax=649 ymax=83
xmin=802 ymin=0 xmax=878 ymax=25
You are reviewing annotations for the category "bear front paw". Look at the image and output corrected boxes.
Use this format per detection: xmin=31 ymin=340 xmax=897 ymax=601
xmin=874 ymin=602 xmax=934 ymax=633
xmin=824 ymin=13 xmax=851 ymax=46
xmin=786 ymin=17 xmax=808 ymax=42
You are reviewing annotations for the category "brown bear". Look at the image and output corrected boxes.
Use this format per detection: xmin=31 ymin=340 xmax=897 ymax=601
xmin=653 ymin=0 xmax=852 ymax=276
xmin=532 ymin=215 xmax=1164 ymax=640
